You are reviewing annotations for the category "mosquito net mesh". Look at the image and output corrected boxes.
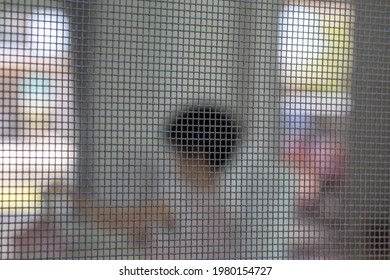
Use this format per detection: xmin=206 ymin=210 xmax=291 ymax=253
xmin=0 ymin=0 xmax=389 ymax=260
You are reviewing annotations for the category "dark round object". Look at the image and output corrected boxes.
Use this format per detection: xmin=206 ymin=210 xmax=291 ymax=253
xmin=167 ymin=106 xmax=240 ymax=167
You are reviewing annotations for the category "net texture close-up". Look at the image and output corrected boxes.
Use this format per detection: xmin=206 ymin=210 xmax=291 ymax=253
xmin=0 ymin=0 xmax=389 ymax=260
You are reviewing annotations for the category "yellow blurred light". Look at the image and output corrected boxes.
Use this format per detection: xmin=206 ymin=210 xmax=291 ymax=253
xmin=278 ymin=1 xmax=354 ymax=94
xmin=0 ymin=185 xmax=42 ymax=214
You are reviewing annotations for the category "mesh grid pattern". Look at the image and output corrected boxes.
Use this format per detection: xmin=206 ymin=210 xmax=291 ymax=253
xmin=0 ymin=0 xmax=389 ymax=260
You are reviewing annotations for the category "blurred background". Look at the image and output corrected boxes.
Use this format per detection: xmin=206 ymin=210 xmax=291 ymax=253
xmin=0 ymin=0 xmax=388 ymax=259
